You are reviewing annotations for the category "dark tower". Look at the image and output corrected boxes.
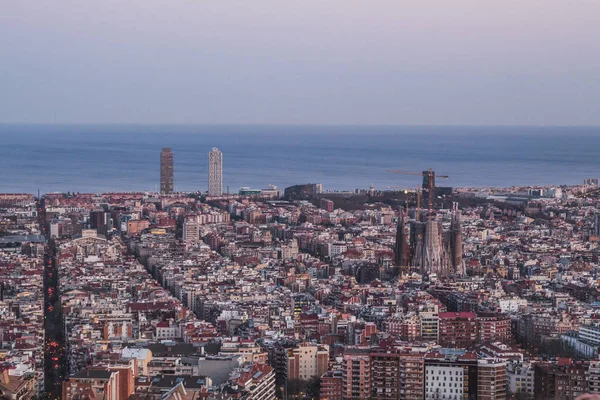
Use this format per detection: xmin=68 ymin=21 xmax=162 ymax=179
xmin=160 ymin=148 xmax=174 ymax=194
xmin=394 ymin=211 xmax=410 ymax=268
xmin=410 ymin=221 xmax=426 ymax=273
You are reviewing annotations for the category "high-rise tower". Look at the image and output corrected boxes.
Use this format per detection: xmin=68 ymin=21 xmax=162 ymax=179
xmin=160 ymin=148 xmax=174 ymax=194
xmin=208 ymin=147 xmax=223 ymax=197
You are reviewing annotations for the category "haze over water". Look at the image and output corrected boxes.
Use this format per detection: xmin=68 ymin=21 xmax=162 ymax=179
xmin=0 ymin=124 xmax=599 ymax=195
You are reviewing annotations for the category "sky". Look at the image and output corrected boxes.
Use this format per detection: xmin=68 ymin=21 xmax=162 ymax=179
xmin=1 ymin=0 xmax=599 ymax=126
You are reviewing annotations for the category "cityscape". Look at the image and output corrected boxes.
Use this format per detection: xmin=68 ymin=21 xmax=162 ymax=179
xmin=3 ymin=146 xmax=600 ymax=400
xmin=2 ymin=1 xmax=600 ymax=399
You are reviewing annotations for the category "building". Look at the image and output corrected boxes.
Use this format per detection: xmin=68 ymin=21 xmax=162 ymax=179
xmin=477 ymin=359 xmax=507 ymax=400
xmin=220 ymin=364 xmax=275 ymax=400
xmin=89 ymin=209 xmax=108 ymax=232
xmin=577 ymin=324 xmax=600 ymax=346
xmin=127 ymin=219 xmax=149 ymax=235
xmin=183 ymin=219 xmax=200 ymax=243
xmin=320 ymin=370 xmax=343 ymax=400
xmin=342 ymin=347 xmax=371 ymax=400
xmin=208 ymin=147 xmax=223 ymax=197
xmin=283 ymin=184 xmax=322 ymax=201
xmin=320 ymin=198 xmax=334 ymax=212
xmin=424 ymin=350 xmax=478 ymax=400
xmin=589 ymin=360 xmax=600 ymax=395
xmin=478 ymin=313 xmax=512 ymax=344
xmin=370 ymin=349 xmax=425 ymax=400
xmin=0 ymin=368 xmax=36 ymax=400
xmin=62 ymin=368 xmax=120 ymax=400
xmin=287 ymin=343 xmax=329 ymax=381
xmin=420 ymin=307 xmax=440 ymax=342
xmin=534 ymin=358 xmax=589 ymax=400
xmin=439 ymin=312 xmax=478 ymax=348
xmin=160 ymin=148 xmax=174 ymax=194
xmin=584 ymin=178 xmax=599 ymax=187
xmin=507 ymin=362 xmax=535 ymax=398
xmin=409 ymin=208 xmax=462 ymax=278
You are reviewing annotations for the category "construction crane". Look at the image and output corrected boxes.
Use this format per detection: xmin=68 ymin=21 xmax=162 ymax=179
xmin=387 ymin=168 xmax=449 ymax=213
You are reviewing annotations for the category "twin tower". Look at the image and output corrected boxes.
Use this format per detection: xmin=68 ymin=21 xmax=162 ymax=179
xmin=160 ymin=147 xmax=223 ymax=196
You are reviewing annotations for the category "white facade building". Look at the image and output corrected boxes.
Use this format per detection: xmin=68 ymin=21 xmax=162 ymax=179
xmin=507 ymin=362 xmax=535 ymax=398
xmin=425 ymin=365 xmax=465 ymax=400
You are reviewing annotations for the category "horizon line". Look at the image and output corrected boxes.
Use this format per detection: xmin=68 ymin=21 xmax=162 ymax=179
xmin=1 ymin=122 xmax=600 ymax=129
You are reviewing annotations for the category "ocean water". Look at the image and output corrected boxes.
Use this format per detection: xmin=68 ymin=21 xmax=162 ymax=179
xmin=0 ymin=124 xmax=599 ymax=194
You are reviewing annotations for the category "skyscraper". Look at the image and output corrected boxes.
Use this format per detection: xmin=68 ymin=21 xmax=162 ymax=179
xmin=208 ymin=147 xmax=223 ymax=197
xmin=160 ymin=148 xmax=174 ymax=194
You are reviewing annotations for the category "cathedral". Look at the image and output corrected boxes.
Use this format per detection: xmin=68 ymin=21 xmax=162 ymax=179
xmin=394 ymin=203 xmax=463 ymax=278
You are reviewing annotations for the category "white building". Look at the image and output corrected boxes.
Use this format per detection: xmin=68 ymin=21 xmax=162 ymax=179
xmin=208 ymin=148 xmax=223 ymax=197
xmin=183 ymin=219 xmax=200 ymax=242
xmin=425 ymin=365 xmax=465 ymax=400
xmin=578 ymin=325 xmax=600 ymax=345
xmin=328 ymin=242 xmax=348 ymax=257
xmin=589 ymin=360 xmax=600 ymax=394
xmin=156 ymin=321 xmax=181 ymax=340
xmin=498 ymin=298 xmax=528 ymax=313
xmin=507 ymin=361 xmax=535 ymax=398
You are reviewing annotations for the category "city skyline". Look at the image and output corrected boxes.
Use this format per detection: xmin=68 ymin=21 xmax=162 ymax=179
xmin=3 ymin=1 xmax=600 ymax=398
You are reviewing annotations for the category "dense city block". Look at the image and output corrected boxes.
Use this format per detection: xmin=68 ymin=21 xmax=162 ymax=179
xmin=3 ymin=180 xmax=600 ymax=399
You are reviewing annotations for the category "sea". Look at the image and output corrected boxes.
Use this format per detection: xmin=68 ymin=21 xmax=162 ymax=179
xmin=0 ymin=124 xmax=599 ymax=195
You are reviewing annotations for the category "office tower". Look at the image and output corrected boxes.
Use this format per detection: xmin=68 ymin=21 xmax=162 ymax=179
xmin=160 ymin=148 xmax=174 ymax=194
xmin=208 ymin=147 xmax=223 ymax=197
